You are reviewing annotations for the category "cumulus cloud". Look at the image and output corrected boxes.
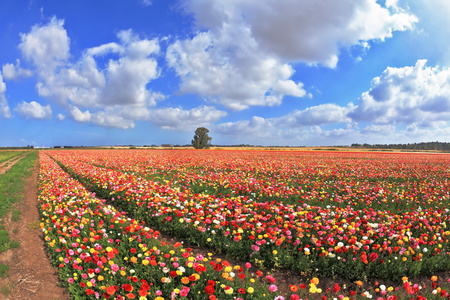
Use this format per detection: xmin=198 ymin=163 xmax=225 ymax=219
xmin=215 ymin=58 xmax=450 ymax=145
xmin=167 ymin=31 xmax=306 ymax=111
xmin=14 ymin=101 xmax=52 ymax=119
xmin=18 ymin=18 xmax=165 ymax=129
xmin=19 ymin=17 xmax=70 ymax=75
xmin=69 ymin=106 xmax=91 ymax=123
xmin=277 ymin=103 xmax=354 ymax=128
xmin=166 ymin=0 xmax=416 ymax=111
xmin=2 ymin=59 xmax=33 ymax=81
xmin=148 ymin=105 xmax=227 ymax=131
xmin=238 ymin=0 xmax=417 ymax=66
xmin=0 ymin=73 xmax=11 ymax=118
xmin=57 ymin=113 xmax=65 ymax=121
xmin=349 ymin=59 xmax=450 ymax=125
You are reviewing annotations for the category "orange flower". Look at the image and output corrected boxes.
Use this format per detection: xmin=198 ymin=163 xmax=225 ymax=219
xmin=431 ymin=275 xmax=438 ymax=282
xmin=106 ymin=286 xmax=117 ymax=295
xmin=290 ymin=285 xmax=299 ymax=292
xmin=355 ymin=280 xmax=363 ymax=286
xmin=310 ymin=277 xmax=319 ymax=285
xmin=181 ymin=277 xmax=190 ymax=284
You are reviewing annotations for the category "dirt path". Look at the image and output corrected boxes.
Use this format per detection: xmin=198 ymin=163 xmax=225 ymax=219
xmin=0 ymin=154 xmax=26 ymax=175
xmin=0 ymin=156 xmax=69 ymax=300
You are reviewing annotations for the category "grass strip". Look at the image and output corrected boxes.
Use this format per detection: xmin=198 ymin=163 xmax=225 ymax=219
xmin=0 ymin=151 xmax=37 ymax=277
xmin=0 ymin=151 xmax=37 ymax=218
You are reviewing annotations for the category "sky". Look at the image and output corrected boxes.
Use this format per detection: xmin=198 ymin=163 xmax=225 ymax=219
xmin=1 ymin=0 xmax=450 ymax=147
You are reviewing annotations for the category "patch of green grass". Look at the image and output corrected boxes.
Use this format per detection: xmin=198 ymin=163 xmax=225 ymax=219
xmin=0 ymin=151 xmax=36 ymax=218
xmin=11 ymin=209 xmax=20 ymax=221
xmin=0 ymin=151 xmax=24 ymax=164
xmin=10 ymin=240 xmax=20 ymax=248
xmin=0 ymin=230 xmax=10 ymax=252
xmin=1 ymin=286 xmax=11 ymax=297
xmin=1 ymin=285 xmax=11 ymax=297
xmin=0 ymin=151 xmax=37 ymax=276
xmin=0 ymin=263 xmax=9 ymax=278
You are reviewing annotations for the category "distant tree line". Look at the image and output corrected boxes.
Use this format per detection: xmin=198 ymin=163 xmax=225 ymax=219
xmin=351 ymin=141 xmax=450 ymax=151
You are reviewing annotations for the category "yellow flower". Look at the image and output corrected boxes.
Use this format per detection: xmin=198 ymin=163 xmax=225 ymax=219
xmin=224 ymin=287 xmax=233 ymax=294
xmin=310 ymin=277 xmax=319 ymax=285
xmin=98 ymin=275 xmax=104 ymax=281
xmin=247 ymin=287 xmax=254 ymax=293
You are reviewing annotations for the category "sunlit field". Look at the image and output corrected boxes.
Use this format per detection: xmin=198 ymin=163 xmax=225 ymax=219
xmin=39 ymin=149 xmax=450 ymax=299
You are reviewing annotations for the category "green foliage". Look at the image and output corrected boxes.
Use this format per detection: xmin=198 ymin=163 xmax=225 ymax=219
xmin=11 ymin=209 xmax=20 ymax=221
xmin=191 ymin=127 xmax=212 ymax=149
xmin=0 ymin=264 xmax=9 ymax=278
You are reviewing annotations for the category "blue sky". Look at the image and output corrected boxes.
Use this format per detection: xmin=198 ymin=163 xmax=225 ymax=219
xmin=1 ymin=0 xmax=450 ymax=147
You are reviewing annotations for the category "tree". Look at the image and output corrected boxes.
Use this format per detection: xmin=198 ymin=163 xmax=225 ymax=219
xmin=191 ymin=127 xmax=212 ymax=149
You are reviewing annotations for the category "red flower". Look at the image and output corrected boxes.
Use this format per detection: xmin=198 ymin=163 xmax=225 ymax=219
xmin=207 ymin=280 xmax=216 ymax=286
xmin=169 ymin=271 xmax=178 ymax=278
xmin=205 ymin=285 xmax=215 ymax=295
xmin=369 ymin=252 xmax=378 ymax=262
xmin=213 ymin=263 xmax=223 ymax=271
xmin=122 ymin=284 xmax=133 ymax=292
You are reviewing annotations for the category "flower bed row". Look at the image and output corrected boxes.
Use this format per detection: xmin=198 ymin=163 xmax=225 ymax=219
xmin=38 ymin=152 xmax=283 ymax=299
xmin=59 ymin=150 xmax=450 ymax=212
xmin=47 ymin=150 xmax=450 ymax=282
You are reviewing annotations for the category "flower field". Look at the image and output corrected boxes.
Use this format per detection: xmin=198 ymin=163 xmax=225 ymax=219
xmin=39 ymin=149 xmax=450 ymax=299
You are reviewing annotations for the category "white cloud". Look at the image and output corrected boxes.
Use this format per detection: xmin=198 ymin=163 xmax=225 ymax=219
xmin=167 ymin=0 xmax=416 ymax=111
xmin=277 ymin=103 xmax=354 ymax=128
xmin=238 ymin=0 xmax=417 ymax=66
xmin=70 ymin=106 xmax=91 ymax=123
xmin=18 ymin=19 xmax=164 ymax=128
xmin=90 ymin=111 xmax=135 ymax=129
xmin=0 ymin=73 xmax=11 ymax=118
xmin=70 ymin=106 xmax=135 ymax=130
xmin=216 ymin=116 xmax=276 ymax=140
xmin=0 ymin=72 xmax=11 ymax=118
xmin=57 ymin=113 xmax=65 ymax=121
xmin=14 ymin=101 xmax=52 ymax=119
xmin=86 ymin=42 xmax=124 ymax=57
xmin=148 ymin=105 xmax=227 ymax=131
xmin=349 ymin=59 xmax=450 ymax=125
xmin=19 ymin=17 xmax=70 ymax=75
xmin=2 ymin=59 xmax=33 ymax=81
xmin=167 ymin=32 xmax=306 ymax=111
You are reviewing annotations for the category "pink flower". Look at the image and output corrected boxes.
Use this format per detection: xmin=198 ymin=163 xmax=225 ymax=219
xmin=245 ymin=262 xmax=252 ymax=269
xmin=269 ymin=284 xmax=278 ymax=292
xmin=290 ymin=294 xmax=300 ymax=300
xmin=111 ymin=264 xmax=119 ymax=272
xmin=266 ymin=275 xmax=276 ymax=283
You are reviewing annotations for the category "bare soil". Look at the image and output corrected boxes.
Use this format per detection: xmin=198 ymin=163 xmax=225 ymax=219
xmin=0 ymin=156 xmax=69 ymax=300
